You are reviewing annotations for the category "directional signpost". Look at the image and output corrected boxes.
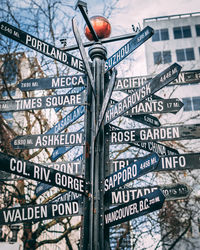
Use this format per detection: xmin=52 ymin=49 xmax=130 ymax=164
xmin=105 ymin=183 xmax=191 ymax=205
xmin=109 ymin=152 xmax=200 ymax=173
xmin=104 ymin=153 xmax=159 ymax=192
xmin=105 ymin=26 xmax=154 ymax=72
xmin=110 ymin=97 xmax=184 ymax=116
xmin=109 ymin=124 xmax=200 ymax=144
xmin=0 ymin=92 xmax=85 ymax=112
xmin=0 ymin=152 xmax=85 ymax=194
xmin=1 ymin=1 xmax=200 ymax=249
xmin=11 ymin=131 xmax=85 ymax=149
xmin=113 ymin=69 xmax=200 ymax=91
xmin=18 ymin=75 xmax=87 ymax=91
xmin=105 ymin=63 xmax=181 ymax=124
xmin=104 ymin=189 xmax=165 ymax=227
xmin=0 ymin=21 xmax=85 ymax=73
xmin=0 ymin=199 xmax=82 ymax=225
xmin=107 ymin=124 xmax=179 ymax=157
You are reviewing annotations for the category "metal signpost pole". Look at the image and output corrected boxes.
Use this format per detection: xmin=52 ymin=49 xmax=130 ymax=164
xmin=88 ymin=43 xmax=107 ymax=250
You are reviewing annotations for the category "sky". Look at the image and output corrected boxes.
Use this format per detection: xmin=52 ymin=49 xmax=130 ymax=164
xmin=82 ymin=0 xmax=200 ymax=75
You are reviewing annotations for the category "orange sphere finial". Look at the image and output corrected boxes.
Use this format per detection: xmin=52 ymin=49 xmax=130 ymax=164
xmin=84 ymin=16 xmax=111 ymax=41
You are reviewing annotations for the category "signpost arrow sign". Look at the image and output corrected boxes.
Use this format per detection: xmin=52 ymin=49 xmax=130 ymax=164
xmin=18 ymin=75 xmax=87 ymax=91
xmin=156 ymin=152 xmax=200 ymax=171
xmin=110 ymin=153 xmax=200 ymax=173
xmin=50 ymin=127 xmax=84 ymax=161
xmin=47 ymin=105 xmax=85 ymax=134
xmin=11 ymin=131 xmax=85 ymax=149
xmin=0 ymin=92 xmax=85 ymax=112
xmin=0 ymin=152 xmax=85 ymax=194
xmin=104 ymin=152 xmax=159 ymax=192
xmin=50 ymin=191 xmax=82 ymax=204
xmin=125 ymin=98 xmax=184 ymax=115
xmin=105 ymin=183 xmax=191 ymax=205
xmin=110 ymin=97 xmax=184 ymax=115
xmin=113 ymin=69 xmax=200 ymax=91
xmin=0 ymin=199 xmax=82 ymax=225
xmin=109 ymin=124 xmax=200 ymax=145
xmin=43 ymin=160 xmax=83 ymax=176
xmin=105 ymin=63 xmax=182 ymax=124
xmin=0 ymin=22 xmax=85 ymax=73
xmin=104 ymin=189 xmax=165 ymax=227
xmin=107 ymin=124 xmax=179 ymax=157
xmin=109 ymin=99 xmax=161 ymax=127
xmin=36 ymin=154 xmax=83 ymax=197
xmin=105 ymin=26 xmax=154 ymax=72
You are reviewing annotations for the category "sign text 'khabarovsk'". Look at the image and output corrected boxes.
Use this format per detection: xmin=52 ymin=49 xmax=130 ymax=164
xmin=105 ymin=63 xmax=182 ymax=124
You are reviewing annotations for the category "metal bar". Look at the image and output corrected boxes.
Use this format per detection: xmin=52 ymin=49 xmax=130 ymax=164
xmin=88 ymin=43 xmax=107 ymax=250
xmin=61 ymin=32 xmax=137 ymax=52
xmin=76 ymin=1 xmax=99 ymax=42
xmin=72 ymin=18 xmax=96 ymax=97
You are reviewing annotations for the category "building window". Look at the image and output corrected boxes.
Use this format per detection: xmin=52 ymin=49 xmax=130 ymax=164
xmin=176 ymin=48 xmax=195 ymax=61
xmin=195 ymin=24 xmax=200 ymax=36
xmin=182 ymin=97 xmax=200 ymax=111
xmin=173 ymin=26 xmax=192 ymax=39
xmin=153 ymin=51 xmax=171 ymax=64
xmin=193 ymin=97 xmax=200 ymax=111
xmin=152 ymin=29 xmax=169 ymax=41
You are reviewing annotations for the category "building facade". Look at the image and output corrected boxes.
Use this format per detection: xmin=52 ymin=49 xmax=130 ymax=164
xmin=143 ymin=12 xmax=200 ymax=250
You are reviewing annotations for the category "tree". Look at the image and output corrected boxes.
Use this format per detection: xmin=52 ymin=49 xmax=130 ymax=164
xmin=0 ymin=0 xmax=120 ymax=249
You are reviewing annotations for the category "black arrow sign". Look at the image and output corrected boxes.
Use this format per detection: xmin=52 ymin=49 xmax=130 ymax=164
xmin=114 ymin=69 xmax=200 ymax=91
xmin=107 ymin=124 xmax=179 ymax=157
xmin=104 ymin=189 xmax=165 ymax=227
xmin=125 ymin=98 xmax=184 ymax=115
xmin=109 ymin=124 xmax=200 ymax=144
xmin=44 ymin=160 xmax=83 ymax=176
xmin=109 ymin=98 xmax=161 ymax=127
xmin=110 ymin=96 xmax=183 ymax=120
xmin=110 ymin=152 xmax=200 ymax=173
xmin=0 ymin=199 xmax=82 ymax=225
xmin=11 ymin=131 xmax=85 ymax=149
xmin=0 ymin=92 xmax=85 ymax=112
xmin=0 ymin=22 xmax=84 ymax=73
xmin=105 ymin=63 xmax=182 ymax=124
xmin=0 ymin=152 xmax=85 ymax=194
xmin=18 ymin=75 xmax=87 ymax=91
xmin=105 ymin=26 xmax=154 ymax=72
xmin=156 ymin=152 xmax=200 ymax=171
xmin=105 ymin=153 xmax=159 ymax=192
xmin=105 ymin=183 xmax=191 ymax=205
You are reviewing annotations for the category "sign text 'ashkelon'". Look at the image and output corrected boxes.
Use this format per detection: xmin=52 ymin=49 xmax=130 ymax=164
xmin=12 ymin=131 xmax=84 ymax=149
